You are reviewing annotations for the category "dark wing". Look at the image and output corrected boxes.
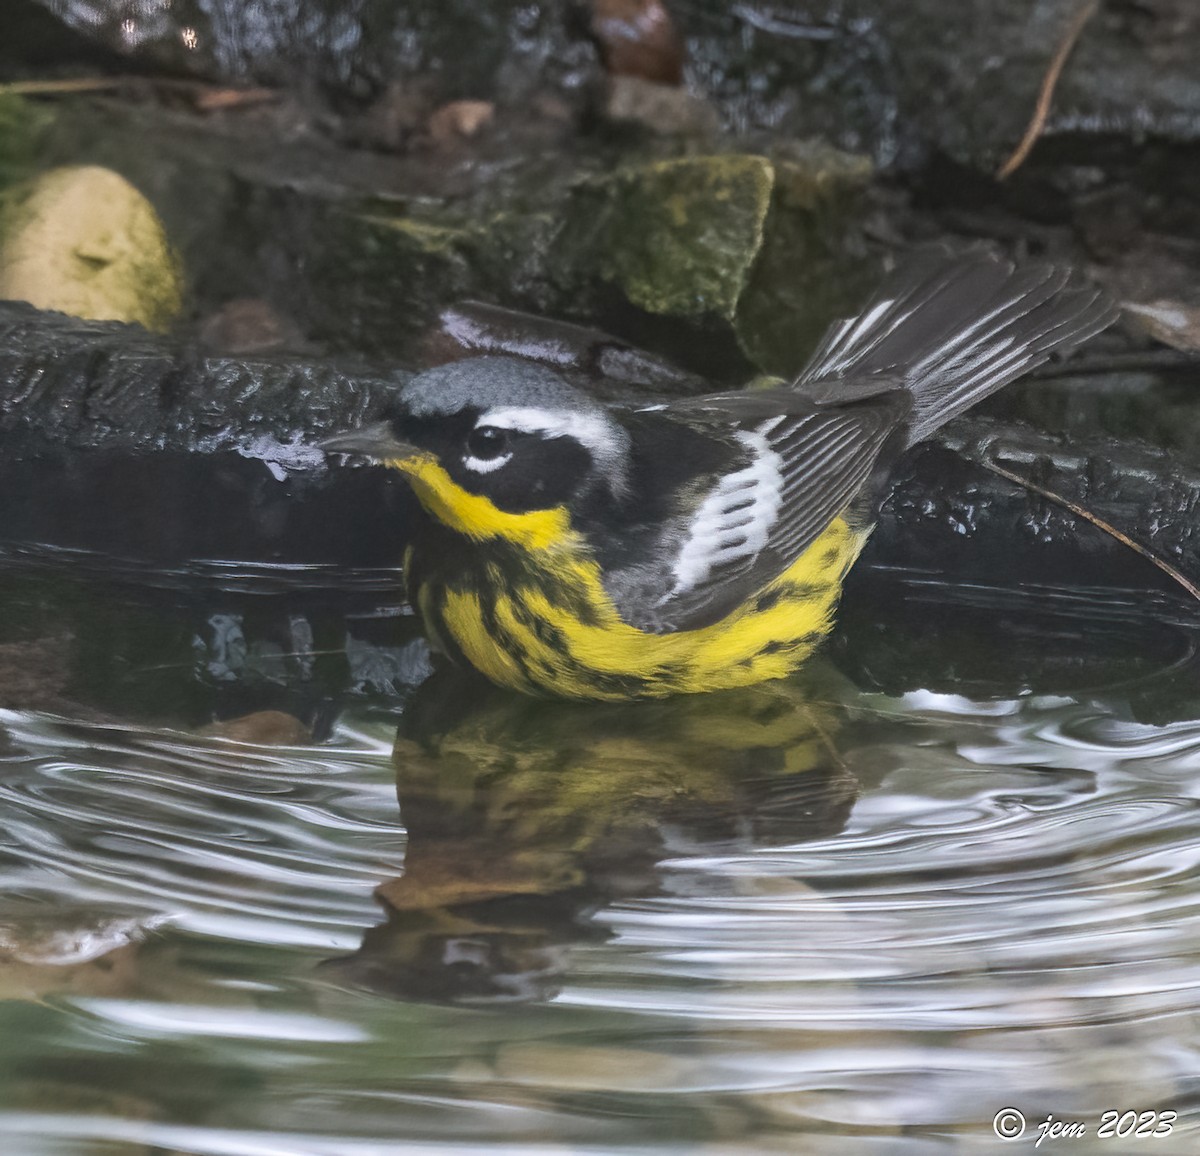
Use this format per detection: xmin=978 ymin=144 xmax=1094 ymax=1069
xmin=797 ymin=250 xmax=1118 ymax=444
xmin=605 ymin=388 xmax=908 ymax=634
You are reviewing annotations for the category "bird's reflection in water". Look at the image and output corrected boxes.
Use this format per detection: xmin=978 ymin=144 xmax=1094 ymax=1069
xmin=328 ymin=666 xmax=858 ymax=1003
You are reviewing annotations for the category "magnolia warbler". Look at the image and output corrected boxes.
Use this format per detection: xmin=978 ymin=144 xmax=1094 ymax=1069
xmin=324 ymin=251 xmax=1116 ymax=700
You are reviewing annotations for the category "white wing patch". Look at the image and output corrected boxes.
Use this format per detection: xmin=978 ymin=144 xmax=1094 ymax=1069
xmin=671 ymin=426 xmax=783 ymax=594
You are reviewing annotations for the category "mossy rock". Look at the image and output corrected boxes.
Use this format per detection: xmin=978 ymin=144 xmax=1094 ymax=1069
xmin=305 ymin=195 xmax=569 ymax=358
xmin=736 ymin=146 xmax=875 ymax=376
xmin=555 ymin=147 xmax=873 ymax=374
xmin=0 ymin=165 xmax=182 ymax=331
xmin=18 ymin=94 xmax=874 ymax=373
xmin=0 ymin=94 xmax=54 ymax=189
xmin=562 ymin=154 xmax=775 ymax=321
xmin=305 ymin=207 xmax=478 ymax=355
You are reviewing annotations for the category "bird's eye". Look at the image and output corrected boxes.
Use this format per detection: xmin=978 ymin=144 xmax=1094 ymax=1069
xmin=467 ymin=425 xmax=509 ymax=461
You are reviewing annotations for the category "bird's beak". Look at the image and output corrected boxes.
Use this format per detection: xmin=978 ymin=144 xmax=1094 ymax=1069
xmin=318 ymin=421 xmax=418 ymax=460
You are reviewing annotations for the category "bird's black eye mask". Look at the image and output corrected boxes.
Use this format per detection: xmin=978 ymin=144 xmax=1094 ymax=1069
xmin=390 ymin=409 xmax=597 ymax=514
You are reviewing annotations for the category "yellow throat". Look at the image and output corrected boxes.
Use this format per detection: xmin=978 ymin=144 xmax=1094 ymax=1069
xmin=392 ymin=453 xmax=572 ymax=550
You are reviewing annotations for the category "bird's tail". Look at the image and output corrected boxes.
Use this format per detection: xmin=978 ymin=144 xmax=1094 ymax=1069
xmin=796 ymin=250 xmax=1118 ymax=445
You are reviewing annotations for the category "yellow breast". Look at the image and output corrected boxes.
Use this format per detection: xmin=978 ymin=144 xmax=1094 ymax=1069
xmin=395 ymin=454 xmax=866 ymax=700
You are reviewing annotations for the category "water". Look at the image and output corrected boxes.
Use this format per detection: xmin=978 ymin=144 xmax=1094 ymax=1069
xmin=0 ymin=574 xmax=1198 ymax=1154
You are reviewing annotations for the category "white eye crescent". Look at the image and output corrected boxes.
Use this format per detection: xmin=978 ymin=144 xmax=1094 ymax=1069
xmin=463 ymin=451 xmax=513 ymax=474
xmin=463 ymin=424 xmax=513 ymax=473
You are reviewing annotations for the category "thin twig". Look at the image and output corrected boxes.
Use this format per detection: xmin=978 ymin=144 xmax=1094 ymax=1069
xmin=980 ymin=457 xmax=1200 ymax=603
xmin=191 ymin=87 xmax=278 ymax=111
xmin=0 ymin=77 xmax=129 ymax=96
xmin=0 ymin=76 xmax=279 ymax=112
xmin=995 ymin=0 xmax=1101 ymax=181
xmin=1029 ymin=349 xmax=1193 ymax=379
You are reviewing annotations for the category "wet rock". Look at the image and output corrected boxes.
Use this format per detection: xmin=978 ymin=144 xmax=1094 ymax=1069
xmin=678 ymin=0 xmax=1200 ymax=168
xmin=5 ymin=293 xmax=1200 ymax=616
xmin=342 ymin=81 xmax=434 ymax=153
xmin=197 ymin=297 xmax=304 ymax=354
xmin=557 ymin=148 xmax=873 ymax=373
xmin=27 ymin=0 xmax=1200 ymax=169
xmin=0 ymin=909 xmax=163 ymax=1000
xmin=589 ymin=0 xmax=685 ymax=85
xmin=840 ymin=416 xmax=1200 ymax=714
xmin=0 ymin=165 xmax=182 ymax=331
xmin=0 ymin=632 xmax=75 ymax=713
xmin=21 ymin=95 xmax=869 ymax=370
xmin=601 ymin=74 xmax=720 ymax=136
xmin=1123 ymin=300 xmax=1200 ymax=355
xmin=426 ymin=100 xmax=495 ymax=147
xmin=315 ymin=208 xmax=482 ymax=356
xmin=1 ymin=0 xmax=126 ymax=76
xmin=568 ymin=153 xmax=773 ymax=320
xmin=32 ymin=0 xmax=595 ymax=108
xmin=735 ymin=143 xmax=875 ymax=375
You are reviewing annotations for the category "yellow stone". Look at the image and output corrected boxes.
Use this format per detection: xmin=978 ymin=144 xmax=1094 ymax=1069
xmin=0 ymin=165 xmax=182 ymax=331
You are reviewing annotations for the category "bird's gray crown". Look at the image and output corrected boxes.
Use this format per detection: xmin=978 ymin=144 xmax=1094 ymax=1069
xmin=400 ymin=355 xmax=599 ymax=418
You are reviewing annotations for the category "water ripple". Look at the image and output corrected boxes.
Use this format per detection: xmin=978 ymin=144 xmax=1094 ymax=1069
xmin=0 ymin=710 xmax=402 ymax=947
xmin=3 ymin=686 xmax=1200 ymax=1152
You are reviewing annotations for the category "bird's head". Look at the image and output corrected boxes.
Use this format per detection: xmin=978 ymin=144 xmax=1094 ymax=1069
xmin=322 ymin=356 xmax=631 ymax=545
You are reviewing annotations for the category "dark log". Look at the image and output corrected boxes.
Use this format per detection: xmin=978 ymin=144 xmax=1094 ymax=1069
xmin=0 ymin=300 xmax=403 ymax=456
xmin=2 ymin=300 xmax=1200 ymax=604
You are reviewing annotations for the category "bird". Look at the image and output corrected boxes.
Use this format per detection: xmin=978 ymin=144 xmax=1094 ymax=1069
xmin=322 ymin=250 xmax=1117 ymax=701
